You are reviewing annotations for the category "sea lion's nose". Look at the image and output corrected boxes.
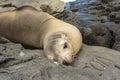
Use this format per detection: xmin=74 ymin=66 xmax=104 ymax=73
xmin=62 ymin=60 xmax=70 ymax=65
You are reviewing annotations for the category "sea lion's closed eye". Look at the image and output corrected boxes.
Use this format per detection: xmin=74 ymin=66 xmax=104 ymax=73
xmin=63 ymin=42 xmax=68 ymax=49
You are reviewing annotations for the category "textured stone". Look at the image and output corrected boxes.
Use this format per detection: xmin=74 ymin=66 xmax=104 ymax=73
xmin=0 ymin=0 xmax=64 ymax=13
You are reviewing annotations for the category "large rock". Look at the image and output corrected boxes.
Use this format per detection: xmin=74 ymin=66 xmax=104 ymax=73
xmin=79 ymin=22 xmax=112 ymax=47
xmin=107 ymin=24 xmax=120 ymax=51
xmin=74 ymin=44 xmax=120 ymax=80
xmin=79 ymin=22 xmax=120 ymax=51
xmin=113 ymin=29 xmax=120 ymax=51
xmin=0 ymin=0 xmax=65 ymax=13
xmin=55 ymin=9 xmax=81 ymax=27
xmin=0 ymin=37 xmax=120 ymax=80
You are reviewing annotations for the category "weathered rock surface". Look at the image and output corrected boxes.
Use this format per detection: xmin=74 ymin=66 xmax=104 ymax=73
xmin=107 ymin=24 xmax=120 ymax=51
xmin=0 ymin=37 xmax=120 ymax=80
xmin=55 ymin=9 xmax=81 ymax=27
xmin=79 ymin=22 xmax=112 ymax=47
xmin=79 ymin=21 xmax=120 ymax=51
xmin=67 ymin=0 xmax=120 ymax=51
xmin=0 ymin=0 xmax=64 ymax=13
xmin=74 ymin=44 xmax=120 ymax=80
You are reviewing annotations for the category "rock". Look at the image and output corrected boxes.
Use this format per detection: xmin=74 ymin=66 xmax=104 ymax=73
xmin=107 ymin=24 xmax=120 ymax=51
xmin=69 ymin=0 xmax=120 ymax=25
xmin=69 ymin=0 xmax=120 ymax=51
xmin=101 ymin=16 xmax=109 ymax=23
xmin=78 ymin=14 xmax=101 ymax=22
xmin=79 ymin=21 xmax=120 ymax=51
xmin=0 ymin=0 xmax=64 ymax=13
xmin=88 ymin=5 xmax=106 ymax=10
xmin=89 ymin=9 xmax=110 ymax=16
xmin=70 ymin=0 xmax=101 ymax=10
xmin=0 ymin=7 xmax=15 ymax=12
xmin=108 ymin=11 xmax=120 ymax=24
xmin=0 ymin=37 xmax=11 ymax=43
xmin=0 ymin=39 xmax=120 ymax=80
xmin=99 ymin=0 xmax=113 ymax=4
xmin=74 ymin=44 xmax=120 ymax=80
xmin=0 ymin=38 xmax=101 ymax=80
xmin=55 ymin=9 xmax=81 ymax=27
xmin=108 ymin=4 xmax=120 ymax=12
xmin=0 ymin=37 xmax=44 ymax=68
xmin=113 ymin=29 xmax=120 ymax=51
xmin=79 ymin=22 xmax=112 ymax=47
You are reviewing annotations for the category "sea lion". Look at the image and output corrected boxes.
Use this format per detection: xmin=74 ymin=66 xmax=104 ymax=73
xmin=0 ymin=6 xmax=82 ymax=65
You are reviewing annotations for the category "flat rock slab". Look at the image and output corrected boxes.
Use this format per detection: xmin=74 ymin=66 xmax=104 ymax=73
xmin=0 ymin=37 xmax=120 ymax=80
xmin=74 ymin=44 xmax=120 ymax=80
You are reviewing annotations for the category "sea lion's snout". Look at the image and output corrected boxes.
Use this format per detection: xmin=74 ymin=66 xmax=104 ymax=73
xmin=62 ymin=60 xmax=72 ymax=65
xmin=62 ymin=60 xmax=70 ymax=65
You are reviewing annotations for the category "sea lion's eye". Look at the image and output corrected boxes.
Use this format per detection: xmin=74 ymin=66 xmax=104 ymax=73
xmin=63 ymin=42 xmax=68 ymax=49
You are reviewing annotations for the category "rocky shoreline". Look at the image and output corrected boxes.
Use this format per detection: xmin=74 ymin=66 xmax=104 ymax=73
xmin=64 ymin=0 xmax=120 ymax=51
xmin=0 ymin=0 xmax=120 ymax=80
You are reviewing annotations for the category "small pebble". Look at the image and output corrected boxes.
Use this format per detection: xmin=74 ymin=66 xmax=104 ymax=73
xmin=20 ymin=51 xmax=25 ymax=57
xmin=54 ymin=61 xmax=59 ymax=65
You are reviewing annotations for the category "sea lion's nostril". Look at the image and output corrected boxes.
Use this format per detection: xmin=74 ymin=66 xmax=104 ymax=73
xmin=62 ymin=60 xmax=69 ymax=65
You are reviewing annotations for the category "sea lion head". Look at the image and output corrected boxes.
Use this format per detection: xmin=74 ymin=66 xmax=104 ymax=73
xmin=44 ymin=32 xmax=75 ymax=65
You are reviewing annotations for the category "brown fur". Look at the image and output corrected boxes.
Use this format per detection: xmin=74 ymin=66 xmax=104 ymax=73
xmin=0 ymin=6 xmax=82 ymax=65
